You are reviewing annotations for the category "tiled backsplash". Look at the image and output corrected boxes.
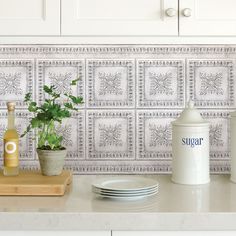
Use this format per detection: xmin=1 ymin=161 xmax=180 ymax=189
xmin=0 ymin=45 xmax=235 ymax=174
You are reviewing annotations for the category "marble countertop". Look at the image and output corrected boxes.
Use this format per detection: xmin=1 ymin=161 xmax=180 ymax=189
xmin=0 ymin=174 xmax=236 ymax=230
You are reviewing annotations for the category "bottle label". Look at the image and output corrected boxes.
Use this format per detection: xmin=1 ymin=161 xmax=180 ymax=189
xmin=4 ymin=139 xmax=19 ymax=167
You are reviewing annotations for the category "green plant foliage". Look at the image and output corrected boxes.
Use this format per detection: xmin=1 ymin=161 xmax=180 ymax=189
xmin=21 ymin=79 xmax=83 ymax=150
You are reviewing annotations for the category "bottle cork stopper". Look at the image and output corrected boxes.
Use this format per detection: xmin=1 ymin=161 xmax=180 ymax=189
xmin=7 ymin=101 xmax=16 ymax=111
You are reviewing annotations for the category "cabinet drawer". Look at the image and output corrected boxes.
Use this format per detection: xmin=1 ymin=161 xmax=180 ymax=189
xmin=113 ymin=231 xmax=236 ymax=236
xmin=179 ymin=0 xmax=236 ymax=36
xmin=61 ymin=0 xmax=178 ymax=36
xmin=2 ymin=231 xmax=111 ymax=236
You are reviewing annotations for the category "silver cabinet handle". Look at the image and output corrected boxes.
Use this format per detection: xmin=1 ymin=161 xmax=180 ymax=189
xmin=182 ymin=8 xmax=192 ymax=17
xmin=165 ymin=8 xmax=176 ymax=17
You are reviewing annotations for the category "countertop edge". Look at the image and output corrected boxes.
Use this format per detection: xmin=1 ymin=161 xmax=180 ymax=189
xmin=0 ymin=212 xmax=236 ymax=231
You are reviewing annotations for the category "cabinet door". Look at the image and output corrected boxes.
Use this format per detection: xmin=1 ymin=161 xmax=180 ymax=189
xmin=0 ymin=0 xmax=60 ymax=35
xmin=61 ymin=0 xmax=178 ymax=36
xmin=113 ymin=231 xmax=236 ymax=236
xmin=179 ymin=0 xmax=236 ymax=36
xmin=2 ymin=231 xmax=111 ymax=236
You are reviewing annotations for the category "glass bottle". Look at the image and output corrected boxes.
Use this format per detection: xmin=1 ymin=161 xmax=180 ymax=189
xmin=3 ymin=102 xmax=19 ymax=176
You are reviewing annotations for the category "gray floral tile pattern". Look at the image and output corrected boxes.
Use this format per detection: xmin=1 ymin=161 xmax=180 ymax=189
xmin=99 ymin=124 xmax=123 ymax=147
xmin=37 ymin=60 xmax=84 ymax=106
xmin=87 ymin=60 xmax=135 ymax=107
xmin=137 ymin=60 xmax=185 ymax=107
xmin=87 ymin=110 xmax=135 ymax=159
xmin=188 ymin=60 xmax=234 ymax=107
xmin=0 ymin=60 xmax=33 ymax=108
xmin=137 ymin=111 xmax=180 ymax=159
xmin=201 ymin=110 xmax=230 ymax=159
xmin=0 ymin=45 xmax=235 ymax=173
xmin=55 ymin=111 xmax=85 ymax=160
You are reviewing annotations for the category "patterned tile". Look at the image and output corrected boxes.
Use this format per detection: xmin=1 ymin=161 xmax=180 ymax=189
xmin=70 ymin=161 xmax=172 ymax=174
xmin=210 ymin=160 xmax=230 ymax=173
xmin=0 ymin=45 xmax=235 ymax=174
xmin=188 ymin=60 xmax=234 ymax=107
xmin=2 ymin=45 xmax=236 ymax=55
xmin=56 ymin=111 xmax=85 ymax=160
xmin=137 ymin=60 xmax=185 ymax=107
xmin=37 ymin=60 xmax=84 ymax=106
xmin=201 ymin=110 xmax=230 ymax=159
xmin=87 ymin=110 xmax=135 ymax=159
xmin=137 ymin=110 xmax=180 ymax=159
xmin=0 ymin=111 xmax=35 ymax=161
xmin=0 ymin=60 xmax=34 ymax=108
xmin=87 ymin=59 xmax=135 ymax=107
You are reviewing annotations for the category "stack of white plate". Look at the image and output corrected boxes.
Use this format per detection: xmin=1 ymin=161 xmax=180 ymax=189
xmin=92 ymin=176 xmax=159 ymax=200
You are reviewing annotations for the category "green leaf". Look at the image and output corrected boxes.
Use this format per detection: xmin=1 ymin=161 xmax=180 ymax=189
xmin=24 ymin=93 xmax=32 ymax=102
xmin=64 ymin=102 xmax=73 ymax=109
xmin=70 ymin=77 xmax=80 ymax=86
xmin=64 ymin=102 xmax=78 ymax=111
xmin=43 ymin=85 xmax=53 ymax=94
xmin=52 ymin=92 xmax=60 ymax=99
xmin=68 ymin=95 xmax=83 ymax=104
xmin=47 ymin=133 xmax=63 ymax=150
xmin=28 ymin=101 xmax=38 ymax=112
xmin=31 ymin=117 xmax=42 ymax=128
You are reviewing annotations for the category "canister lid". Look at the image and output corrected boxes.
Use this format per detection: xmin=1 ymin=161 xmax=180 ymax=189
xmin=172 ymin=100 xmax=209 ymax=127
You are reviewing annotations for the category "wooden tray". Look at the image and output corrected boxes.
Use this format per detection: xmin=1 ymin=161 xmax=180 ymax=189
xmin=0 ymin=170 xmax=72 ymax=196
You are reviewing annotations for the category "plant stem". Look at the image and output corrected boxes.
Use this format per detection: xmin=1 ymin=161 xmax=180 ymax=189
xmin=45 ymin=121 xmax=51 ymax=147
xmin=38 ymin=123 xmax=45 ymax=148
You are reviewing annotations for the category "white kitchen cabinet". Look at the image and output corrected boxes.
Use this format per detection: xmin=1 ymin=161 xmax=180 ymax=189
xmin=3 ymin=231 xmax=111 ymax=236
xmin=61 ymin=0 xmax=178 ymax=36
xmin=61 ymin=0 xmax=236 ymax=37
xmin=0 ymin=0 xmax=236 ymax=39
xmin=113 ymin=231 xmax=236 ymax=236
xmin=179 ymin=0 xmax=236 ymax=36
xmin=0 ymin=0 xmax=60 ymax=35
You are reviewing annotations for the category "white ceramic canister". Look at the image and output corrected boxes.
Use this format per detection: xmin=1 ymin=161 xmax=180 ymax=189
xmin=171 ymin=101 xmax=210 ymax=185
xmin=230 ymin=111 xmax=236 ymax=182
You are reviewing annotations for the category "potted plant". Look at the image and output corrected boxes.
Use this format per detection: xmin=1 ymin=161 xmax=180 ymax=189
xmin=21 ymin=79 xmax=83 ymax=176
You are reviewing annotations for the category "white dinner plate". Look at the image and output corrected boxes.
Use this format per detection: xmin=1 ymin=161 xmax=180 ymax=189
xmin=94 ymin=191 xmax=158 ymax=200
xmin=94 ymin=189 xmax=158 ymax=196
xmin=92 ymin=187 xmax=158 ymax=196
xmin=92 ymin=177 xmax=159 ymax=192
xmin=92 ymin=186 xmax=159 ymax=195
xmin=92 ymin=183 xmax=159 ymax=192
